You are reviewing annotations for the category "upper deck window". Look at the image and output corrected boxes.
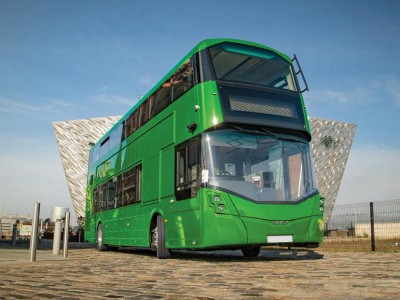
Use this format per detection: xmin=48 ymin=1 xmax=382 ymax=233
xmin=209 ymin=43 xmax=297 ymax=92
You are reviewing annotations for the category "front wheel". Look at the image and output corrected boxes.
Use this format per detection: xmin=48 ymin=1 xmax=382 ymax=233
xmin=96 ymin=223 xmax=108 ymax=251
xmin=155 ymin=215 xmax=171 ymax=259
xmin=242 ymin=246 xmax=261 ymax=257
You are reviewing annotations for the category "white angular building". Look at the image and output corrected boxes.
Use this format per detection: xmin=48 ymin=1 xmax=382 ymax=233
xmin=53 ymin=117 xmax=356 ymax=223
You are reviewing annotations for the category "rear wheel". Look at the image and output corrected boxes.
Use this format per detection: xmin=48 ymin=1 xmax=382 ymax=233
xmin=154 ymin=215 xmax=171 ymax=259
xmin=96 ymin=223 xmax=108 ymax=251
xmin=242 ymin=246 xmax=261 ymax=257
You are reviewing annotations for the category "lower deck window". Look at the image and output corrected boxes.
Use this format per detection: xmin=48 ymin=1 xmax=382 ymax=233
xmin=93 ymin=164 xmax=142 ymax=213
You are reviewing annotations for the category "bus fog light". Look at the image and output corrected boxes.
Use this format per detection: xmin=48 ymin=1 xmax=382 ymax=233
xmin=214 ymin=196 xmax=220 ymax=202
xmin=217 ymin=204 xmax=224 ymax=211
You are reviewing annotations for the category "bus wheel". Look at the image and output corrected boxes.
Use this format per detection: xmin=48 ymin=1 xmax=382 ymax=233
xmin=242 ymin=246 xmax=261 ymax=258
xmin=96 ymin=223 xmax=108 ymax=251
xmin=155 ymin=215 xmax=171 ymax=259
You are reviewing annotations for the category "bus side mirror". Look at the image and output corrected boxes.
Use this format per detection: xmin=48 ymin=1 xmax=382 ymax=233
xmin=187 ymin=122 xmax=197 ymax=133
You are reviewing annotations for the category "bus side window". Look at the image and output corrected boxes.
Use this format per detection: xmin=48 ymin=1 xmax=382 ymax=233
xmin=151 ymin=80 xmax=170 ymax=117
xmin=120 ymin=165 xmax=142 ymax=206
xmin=98 ymin=184 xmax=107 ymax=212
xmin=139 ymin=100 xmax=150 ymax=127
xmin=116 ymin=174 xmax=123 ymax=207
xmin=107 ymin=181 xmax=117 ymax=209
xmin=123 ymin=110 xmax=139 ymax=140
xmin=99 ymin=137 xmax=110 ymax=158
xmin=171 ymin=60 xmax=194 ymax=102
xmin=93 ymin=145 xmax=100 ymax=163
xmin=110 ymin=123 xmax=123 ymax=149
xmin=93 ymin=187 xmax=99 ymax=213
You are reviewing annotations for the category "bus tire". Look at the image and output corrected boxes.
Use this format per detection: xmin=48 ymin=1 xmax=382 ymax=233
xmin=242 ymin=246 xmax=261 ymax=257
xmin=96 ymin=223 xmax=108 ymax=251
xmin=156 ymin=215 xmax=171 ymax=259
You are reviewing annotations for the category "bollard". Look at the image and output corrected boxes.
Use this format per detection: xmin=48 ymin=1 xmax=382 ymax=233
xmin=63 ymin=212 xmax=70 ymax=258
xmin=51 ymin=207 xmax=69 ymax=255
xmin=29 ymin=202 xmax=40 ymax=262
xmin=11 ymin=224 xmax=17 ymax=247
xmin=53 ymin=219 xmax=62 ymax=255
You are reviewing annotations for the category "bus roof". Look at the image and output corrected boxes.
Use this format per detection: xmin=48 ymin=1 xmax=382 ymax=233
xmin=93 ymin=38 xmax=292 ymax=148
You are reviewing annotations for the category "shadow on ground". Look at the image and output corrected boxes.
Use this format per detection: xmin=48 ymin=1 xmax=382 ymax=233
xmin=117 ymin=247 xmax=324 ymax=262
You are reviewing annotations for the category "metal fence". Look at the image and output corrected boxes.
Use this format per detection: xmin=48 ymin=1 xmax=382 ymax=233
xmin=321 ymin=199 xmax=400 ymax=252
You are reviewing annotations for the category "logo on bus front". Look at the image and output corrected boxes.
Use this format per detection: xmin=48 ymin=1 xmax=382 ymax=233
xmin=272 ymin=220 xmax=289 ymax=225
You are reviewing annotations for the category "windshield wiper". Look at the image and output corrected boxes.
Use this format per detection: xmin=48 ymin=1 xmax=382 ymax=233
xmin=259 ymin=128 xmax=307 ymax=143
xmin=228 ymin=124 xmax=280 ymax=138
xmin=228 ymin=124 xmax=306 ymax=144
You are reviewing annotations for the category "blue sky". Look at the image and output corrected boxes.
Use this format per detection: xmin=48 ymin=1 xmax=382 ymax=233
xmin=1 ymin=0 xmax=399 ymax=222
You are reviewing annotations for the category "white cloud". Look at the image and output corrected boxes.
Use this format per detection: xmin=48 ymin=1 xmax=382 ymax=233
xmin=308 ymin=76 xmax=400 ymax=107
xmin=307 ymin=88 xmax=349 ymax=104
xmin=0 ymin=96 xmax=77 ymax=114
xmin=96 ymin=94 xmax=136 ymax=107
xmin=384 ymin=76 xmax=400 ymax=107
xmin=0 ymin=98 xmax=45 ymax=113
xmin=336 ymin=146 xmax=400 ymax=205
xmin=138 ymin=75 xmax=155 ymax=87
xmin=46 ymin=98 xmax=77 ymax=111
xmin=307 ymin=86 xmax=372 ymax=105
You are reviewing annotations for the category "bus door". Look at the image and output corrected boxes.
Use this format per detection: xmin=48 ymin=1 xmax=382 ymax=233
xmin=166 ymin=138 xmax=201 ymax=248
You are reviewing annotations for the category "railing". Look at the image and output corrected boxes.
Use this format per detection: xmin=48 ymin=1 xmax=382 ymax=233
xmin=321 ymin=199 xmax=400 ymax=252
xmin=2 ymin=200 xmax=399 ymax=253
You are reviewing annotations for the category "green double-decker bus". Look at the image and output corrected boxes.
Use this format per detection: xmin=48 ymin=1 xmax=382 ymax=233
xmin=85 ymin=38 xmax=324 ymax=258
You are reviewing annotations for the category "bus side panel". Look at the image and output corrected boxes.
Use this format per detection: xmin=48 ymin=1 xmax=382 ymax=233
xmin=142 ymin=155 xmax=160 ymax=203
xmin=85 ymin=196 xmax=96 ymax=243
xmin=166 ymin=197 xmax=202 ymax=249
xmin=142 ymin=113 xmax=175 ymax=204
xmin=118 ymin=205 xmax=148 ymax=246
xmin=160 ymin=146 xmax=175 ymax=198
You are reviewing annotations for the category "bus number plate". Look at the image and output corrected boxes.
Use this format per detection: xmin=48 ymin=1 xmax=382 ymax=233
xmin=267 ymin=235 xmax=293 ymax=243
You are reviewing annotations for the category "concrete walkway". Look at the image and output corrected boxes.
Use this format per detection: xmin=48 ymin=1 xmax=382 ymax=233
xmin=0 ymin=240 xmax=94 ymax=264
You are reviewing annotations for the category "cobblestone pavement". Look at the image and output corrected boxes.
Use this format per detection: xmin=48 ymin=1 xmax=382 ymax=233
xmin=0 ymin=246 xmax=399 ymax=299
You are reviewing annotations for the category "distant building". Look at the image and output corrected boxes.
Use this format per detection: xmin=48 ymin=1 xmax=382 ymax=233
xmin=53 ymin=117 xmax=356 ymax=223
xmin=0 ymin=216 xmax=30 ymax=239
xmin=0 ymin=216 xmax=65 ymax=240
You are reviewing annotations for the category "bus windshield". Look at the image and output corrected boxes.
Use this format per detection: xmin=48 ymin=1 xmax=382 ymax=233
xmin=202 ymin=129 xmax=318 ymax=202
xmin=209 ymin=42 xmax=298 ymax=91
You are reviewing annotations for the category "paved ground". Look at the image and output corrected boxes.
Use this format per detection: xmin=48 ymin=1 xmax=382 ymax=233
xmin=0 ymin=242 xmax=399 ymax=299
